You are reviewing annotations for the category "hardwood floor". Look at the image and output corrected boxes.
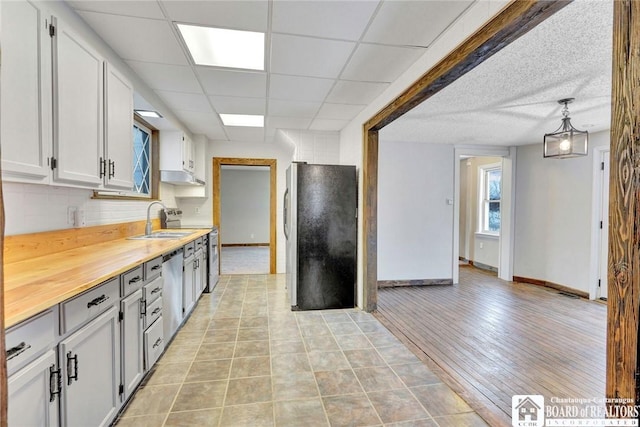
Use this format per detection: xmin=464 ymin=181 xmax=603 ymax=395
xmin=376 ymin=266 xmax=606 ymax=426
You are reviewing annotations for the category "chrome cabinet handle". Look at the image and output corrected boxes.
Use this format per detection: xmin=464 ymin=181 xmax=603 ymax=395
xmin=151 ymin=265 xmax=161 ymax=271
xmin=152 ymin=338 xmax=163 ymax=349
xmin=151 ymin=287 xmax=161 ymax=295
xmin=151 ymin=307 xmax=161 ymax=316
xmin=6 ymin=341 xmax=31 ymax=361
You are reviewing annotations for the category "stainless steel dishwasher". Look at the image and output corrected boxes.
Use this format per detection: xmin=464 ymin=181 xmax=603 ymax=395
xmin=162 ymin=248 xmax=183 ymax=342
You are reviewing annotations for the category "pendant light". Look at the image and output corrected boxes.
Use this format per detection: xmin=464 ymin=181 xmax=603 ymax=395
xmin=543 ymin=98 xmax=588 ymax=158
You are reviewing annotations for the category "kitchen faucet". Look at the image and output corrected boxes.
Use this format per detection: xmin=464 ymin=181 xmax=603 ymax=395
xmin=145 ymin=201 xmax=166 ymax=235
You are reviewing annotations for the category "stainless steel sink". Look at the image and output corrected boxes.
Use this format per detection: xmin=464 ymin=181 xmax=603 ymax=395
xmin=128 ymin=231 xmax=194 ymax=240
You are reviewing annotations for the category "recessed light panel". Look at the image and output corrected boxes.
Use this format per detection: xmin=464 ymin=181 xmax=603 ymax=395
xmin=220 ymin=114 xmax=264 ymax=127
xmin=135 ymin=109 xmax=162 ymax=118
xmin=177 ymin=24 xmax=265 ymax=71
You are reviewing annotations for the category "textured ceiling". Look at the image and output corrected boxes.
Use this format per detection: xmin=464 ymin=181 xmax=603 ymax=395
xmin=380 ymin=0 xmax=613 ymax=147
xmin=66 ymin=0 xmax=474 ymax=143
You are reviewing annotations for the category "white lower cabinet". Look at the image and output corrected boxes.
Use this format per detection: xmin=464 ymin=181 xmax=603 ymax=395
xmin=121 ymin=288 xmax=144 ymax=402
xmin=59 ymin=306 xmax=120 ymax=427
xmin=144 ymin=317 xmax=164 ymax=369
xmin=8 ymin=349 xmax=60 ymax=427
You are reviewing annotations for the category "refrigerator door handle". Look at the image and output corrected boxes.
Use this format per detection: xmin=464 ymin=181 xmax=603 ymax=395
xmin=283 ymin=188 xmax=289 ymax=240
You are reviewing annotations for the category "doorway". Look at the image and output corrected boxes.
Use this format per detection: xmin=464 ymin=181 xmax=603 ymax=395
xmin=212 ymin=157 xmax=277 ymax=274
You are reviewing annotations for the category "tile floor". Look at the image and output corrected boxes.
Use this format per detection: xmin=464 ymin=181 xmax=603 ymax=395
xmin=115 ymin=274 xmax=487 ymax=426
xmin=221 ymin=247 xmax=270 ymax=275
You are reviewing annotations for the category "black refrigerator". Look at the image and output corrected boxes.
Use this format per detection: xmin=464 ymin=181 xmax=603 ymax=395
xmin=285 ymin=163 xmax=357 ymax=310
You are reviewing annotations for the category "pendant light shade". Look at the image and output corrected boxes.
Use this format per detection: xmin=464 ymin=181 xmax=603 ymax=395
xmin=543 ymin=98 xmax=588 ymax=158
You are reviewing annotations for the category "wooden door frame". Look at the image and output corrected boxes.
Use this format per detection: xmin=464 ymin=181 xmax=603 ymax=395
xmin=361 ymin=0 xmax=638 ymax=406
xmin=212 ymin=157 xmax=277 ymax=274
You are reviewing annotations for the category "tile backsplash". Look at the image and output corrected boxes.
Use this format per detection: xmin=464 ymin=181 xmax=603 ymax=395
xmin=4 ymin=182 xmax=177 ymax=236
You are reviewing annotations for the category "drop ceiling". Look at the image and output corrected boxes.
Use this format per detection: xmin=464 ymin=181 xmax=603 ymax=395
xmin=380 ymin=0 xmax=613 ymax=146
xmin=66 ymin=0 xmax=474 ymax=143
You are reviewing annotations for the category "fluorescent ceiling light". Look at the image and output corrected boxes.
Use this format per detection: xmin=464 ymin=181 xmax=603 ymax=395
xmin=220 ymin=114 xmax=264 ymax=127
xmin=177 ymin=24 xmax=264 ymax=70
xmin=135 ymin=109 xmax=162 ymax=118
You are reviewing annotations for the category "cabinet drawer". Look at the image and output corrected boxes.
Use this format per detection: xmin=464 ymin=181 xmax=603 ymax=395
xmin=60 ymin=277 xmax=118 ymax=335
xmin=183 ymin=241 xmax=195 ymax=258
xmin=143 ymin=276 xmax=163 ymax=304
xmin=145 ymin=256 xmax=162 ymax=281
xmin=145 ymin=297 xmax=163 ymax=329
xmin=121 ymin=265 xmax=144 ymax=297
xmin=6 ymin=309 xmax=56 ymax=376
xmin=144 ymin=317 xmax=164 ymax=370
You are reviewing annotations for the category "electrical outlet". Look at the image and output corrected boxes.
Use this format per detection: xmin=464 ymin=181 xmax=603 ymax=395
xmin=480 ymin=242 xmax=484 ymax=249
xmin=251 ymin=233 xmax=255 ymax=239
xmin=195 ymin=207 xmax=200 ymax=214
xmin=67 ymin=206 xmax=78 ymax=225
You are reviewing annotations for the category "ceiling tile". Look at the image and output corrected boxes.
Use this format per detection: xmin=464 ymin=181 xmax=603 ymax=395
xmin=326 ymin=81 xmax=389 ymax=104
xmin=156 ymin=91 xmax=212 ymax=113
xmin=197 ymin=68 xmax=267 ymax=98
xmin=267 ymin=116 xmax=313 ymax=130
xmin=341 ymin=44 xmax=425 ymax=83
xmin=126 ymin=60 xmax=201 ymax=93
xmin=269 ymin=75 xmax=334 ymax=102
xmin=67 ymin=1 xmax=165 ymax=19
xmin=77 ymin=11 xmax=188 ymax=65
xmin=270 ymin=34 xmax=355 ymax=78
xmin=363 ymin=1 xmax=473 ymax=47
xmin=268 ymin=99 xmax=321 ymax=118
xmin=272 ymin=1 xmax=379 ymax=41
xmin=225 ymin=127 xmax=265 ymax=142
xmin=209 ymin=96 xmax=266 ymax=115
xmin=174 ymin=110 xmax=228 ymax=140
xmin=316 ymin=103 xmax=366 ymax=120
xmin=310 ymin=118 xmax=350 ymax=131
xmin=161 ymin=0 xmax=268 ymax=32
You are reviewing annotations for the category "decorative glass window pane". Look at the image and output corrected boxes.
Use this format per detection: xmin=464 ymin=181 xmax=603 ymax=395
xmin=133 ymin=123 xmax=151 ymax=195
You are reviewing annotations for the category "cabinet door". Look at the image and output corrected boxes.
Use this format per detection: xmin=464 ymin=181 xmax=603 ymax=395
xmin=0 ymin=0 xmax=51 ymax=183
xmin=183 ymin=257 xmax=196 ymax=316
xmin=196 ymin=250 xmax=206 ymax=297
xmin=121 ymin=289 xmax=144 ymax=402
xmin=52 ymin=17 xmax=104 ymax=187
xmin=104 ymin=63 xmax=134 ymax=190
xmin=60 ymin=306 xmax=120 ymax=427
xmin=8 ymin=349 xmax=59 ymax=427
xmin=182 ymin=135 xmax=194 ymax=173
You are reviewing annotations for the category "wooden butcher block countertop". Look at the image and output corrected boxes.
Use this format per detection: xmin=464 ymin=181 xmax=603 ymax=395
xmin=4 ymin=228 xmax=211 ymax=328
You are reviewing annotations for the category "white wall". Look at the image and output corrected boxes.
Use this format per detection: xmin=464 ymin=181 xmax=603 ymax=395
xmin=513 ymin=130 xmax=610 ymax=293
xmin=459 ymin=156 xmax=502 ymax=269
xmin=4 ymin=182 xmax=177 ymax=235
xmin=279 ymin=130 xmax=340 ymax=164
xmin=378 ymin=141 xmax=455 ymax=280
xmin=220 ymin=168 xmax=270 ymax=244
xmin=339 ymin=1 xmax=510 ymax=307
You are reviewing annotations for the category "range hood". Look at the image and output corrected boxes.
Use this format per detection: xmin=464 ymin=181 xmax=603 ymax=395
xmin=160 ymin=170 xmax=205 ymax=186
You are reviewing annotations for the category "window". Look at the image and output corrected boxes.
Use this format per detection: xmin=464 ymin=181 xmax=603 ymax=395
xmin=479 ymin=164 xmax=501 ymax=234
xmin=133 ymin=122 xmax=152 ymax=196
xmin=93 ymin=117 xmax=158 ymax=200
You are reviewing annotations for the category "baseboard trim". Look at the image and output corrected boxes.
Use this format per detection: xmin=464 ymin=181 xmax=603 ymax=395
xmin=513 ymin=276 xmax=589 ymax=299
xmin=378 ymin=278 xmax=453 ymax=288
xmin=222 ymin=243 xmax=269 ymax=247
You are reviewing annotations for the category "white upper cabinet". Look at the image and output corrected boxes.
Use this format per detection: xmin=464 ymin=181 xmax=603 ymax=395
xmin=160 ymin=131 xmax=194 ymax=174
xmin=52 ymin=17 xmax=104 ymax=187
xmin=1 ymin=2 xmax=135 ymax=191
xmin=0 ymin=0 xmax=52 ymax=183
xmin=104 ymin=63 xmax=134 ymax=190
